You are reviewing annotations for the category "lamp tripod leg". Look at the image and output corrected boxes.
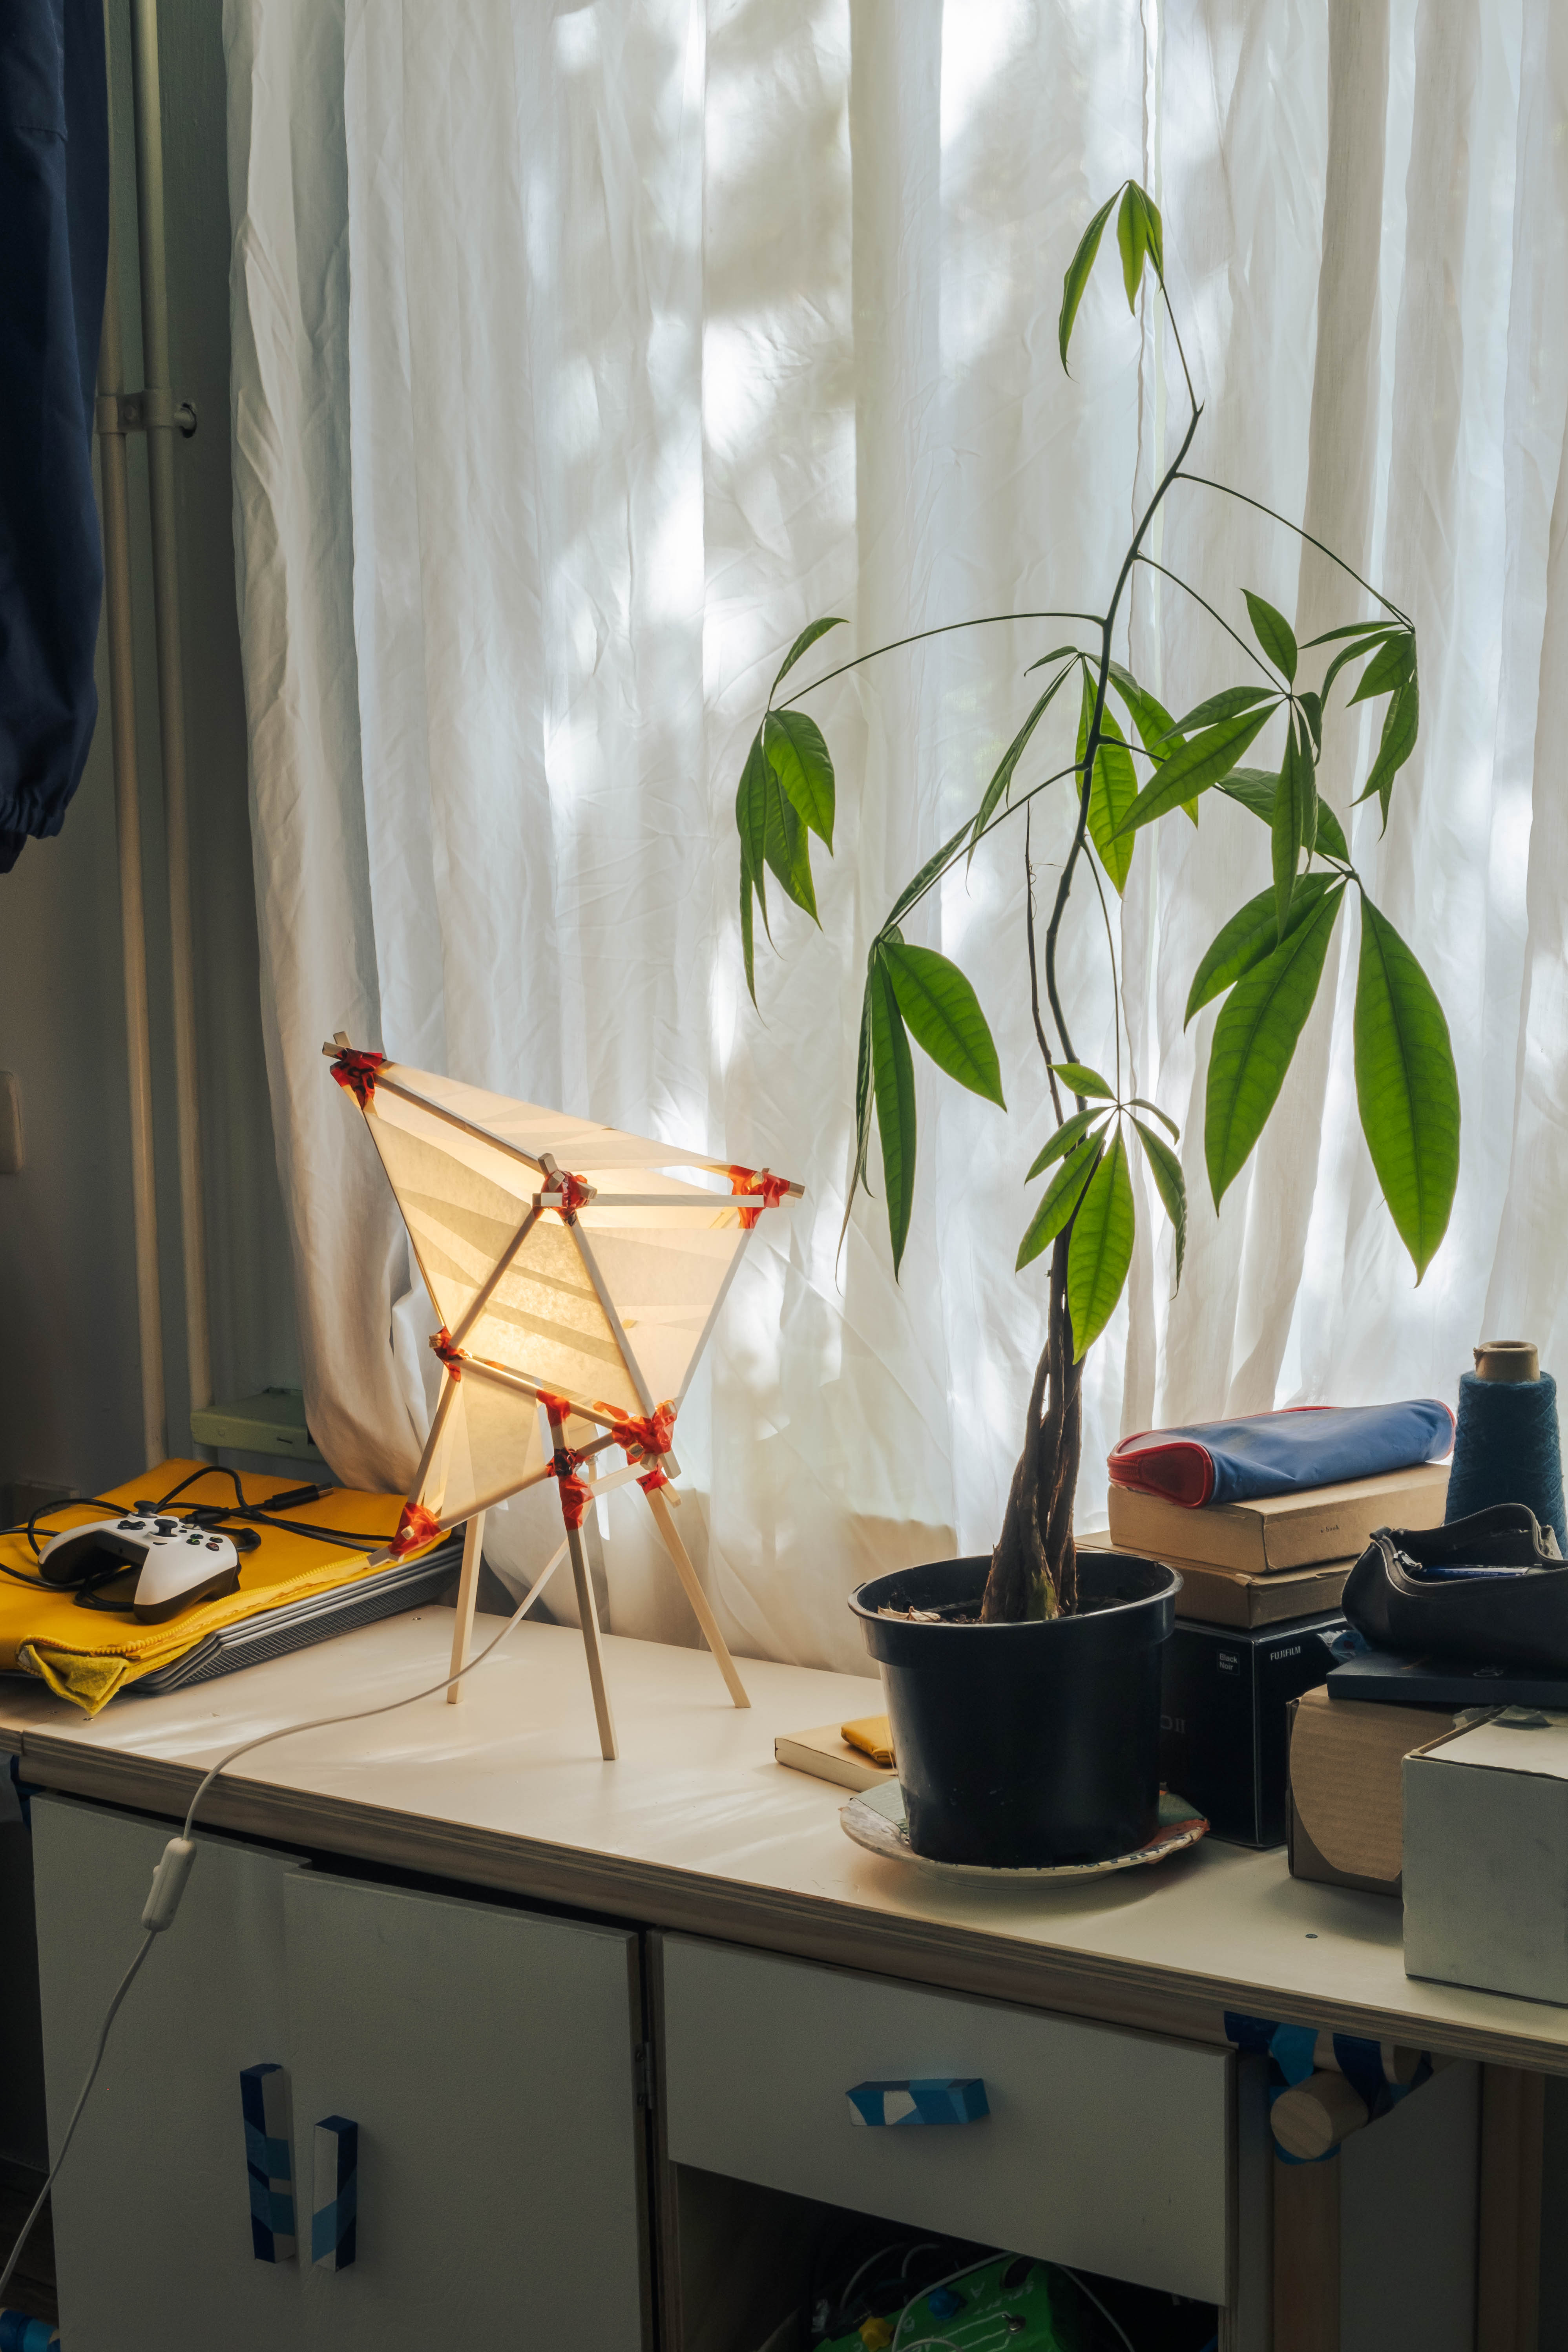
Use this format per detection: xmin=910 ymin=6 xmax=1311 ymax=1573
xmin=642 ymin=1483 xmax=749 ymax=1709
xmin=446 ymin=1509 xmax=486 ymax=1704
xmin=565 ymin=1519 xmax=618 ymax=1759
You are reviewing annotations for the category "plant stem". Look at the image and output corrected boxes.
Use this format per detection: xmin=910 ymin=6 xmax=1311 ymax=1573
xmin=775 ymin=610 xmax=1104 ymax=713
xmin=1172 ymin=473 xmax=1411 ymax=627
xmin=1133 ymin=553 xmax=1280 ymax=681
xmin=985 ymin=303 xmax=1204 ymax=1626
xmin=1024 ymin=812 xmax=1064 ymax=1129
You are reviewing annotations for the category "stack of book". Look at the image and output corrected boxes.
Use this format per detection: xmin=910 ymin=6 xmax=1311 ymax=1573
xmin=1086 ymin=1460 xmax=1451 ymax=1846
xmin=1103 ymin=1461 xmax=1451 ymax=1627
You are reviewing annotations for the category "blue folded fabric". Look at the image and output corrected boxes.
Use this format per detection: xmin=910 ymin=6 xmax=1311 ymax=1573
xmin=1108 ymin=1400 xmax=1455 ymax=1508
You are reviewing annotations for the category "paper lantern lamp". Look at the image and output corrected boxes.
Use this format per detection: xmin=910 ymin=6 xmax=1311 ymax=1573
xmin=326 ymin=1037 xmax=800 ymax=1755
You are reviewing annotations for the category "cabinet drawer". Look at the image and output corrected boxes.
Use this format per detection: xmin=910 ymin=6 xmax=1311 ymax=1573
xmin=659 ymin=1937 xmax=1231 ymax=2303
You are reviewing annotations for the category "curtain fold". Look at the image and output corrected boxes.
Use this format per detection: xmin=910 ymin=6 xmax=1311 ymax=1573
xmin=226 ymin=0 xmax=1568 ymax=1673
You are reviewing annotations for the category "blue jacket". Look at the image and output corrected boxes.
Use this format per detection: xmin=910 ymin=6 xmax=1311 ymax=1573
xmin=0 ymin=0 xmax=108 ymax=870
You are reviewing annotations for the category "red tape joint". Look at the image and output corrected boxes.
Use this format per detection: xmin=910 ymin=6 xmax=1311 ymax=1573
xmin=728 ymin=1165 xmax=790 ymax=1230
xmin=389 ymin=1499 xmax=442 ymax=1558
xmin=430 ymin=1327 xmax=464 ymax=1379
xmin=546 ymin=1171 xmax=591 ymax=1219
xmin=329 ymin=1046 xmax=385 ymax=1109
xmin=593 ymin=1399 xmax=677 ymax=1465
xmin=548 ymin=1450 xmax=591 ymax=1529
xmin=537 ymin=1392 xmax=592 ymax=1529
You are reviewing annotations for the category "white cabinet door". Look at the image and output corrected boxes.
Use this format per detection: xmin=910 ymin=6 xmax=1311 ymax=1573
xmin=284 ymin=1870 xmax=649 ymax=2348
xmin=32 ymin=1793 xmax=305 ymax=2352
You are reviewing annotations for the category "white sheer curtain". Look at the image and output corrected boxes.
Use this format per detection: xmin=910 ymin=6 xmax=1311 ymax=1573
xmin=225 ymin=0 xmax=1568 ymax=1672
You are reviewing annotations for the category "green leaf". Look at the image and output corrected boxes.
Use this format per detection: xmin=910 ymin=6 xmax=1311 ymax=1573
xmin=1131 ymin=182 xmax=1163 ymax=275
xmin=1128 ymin=1095 xmax=1178 ymax=1139
xmin=736 ymin=734 xmax=769 ymax=899
xmin=1303 ymin=619 xmax=1406 ymax=648
xmin=762 ymin=760 xmax=818 ymax=920
xmin=836 ymin=974 xmax=877 ymax=1265
xmin=1131 ymin=1115 xmax=1187 ymax=1285
xmin=770 ymin=616 xmax=847 ymax=696
xmin=1272 ymin=710 xmax=1316 ymax=937
xmin=882 ymin=939 xmax=1006 ymax=1108
xmin=1059 ymin=188 xmax=1120 ymax=370
xmin=1183 ymin=873 xmax=1339 ymax=1027
xmin=1106 ymin=663 xmax=1182 ymax=757
xmin=1353 ymin=675 xmax=1420 ymax=827
xmin=969 ymin=666 xmax=1073 ymax=862
xmin=869 ymin=955 xmax=917 ymax=1275
xmin=1314 ymin=794 xmax=1350 ymax=863
xmin=1215 ymin=768 xmax=1279 ymax=824
xmin=1205 ymin=882 xmax=1345 ymax=1206
xmin=1067 ymin=1127 xmax=1136 ymax=1355
xmin=1353 ymin=897 xmax=1459 ymax=1280
xmin=1169 ymin=685 xmax=1278 ymax=734
xmin=852 ymin=973 xmax=875 ymax=1201
xmin=1216 ymin=767 xmax=1351 ymax=866
xmin=1121 ymin=704 xmax=1278 ymax=833
xmin=1347 ymin=632 xmax=1416 ymax=707
xmin=1299 ymin=690 xmax=1323 ymax=755
xmin=740 ymin=866 xmax=756 ymax=1003
xmin=1026 ymin=1106 xmax=1110 ymax=1180
xmin=1244 ymin=591 xmax=1299 ymax=683
xmin=1322 ymin=627 xmax=1404 ymax=703
xmin=1117 ymin=183 xmax=1147 ymax=310
xmin=888 ymin=818 xmax=978 ymax=926
xmin=1017 ymin=1135 xmax=1103 ymax=1271
xmin=1087 ymin=701 xmax=1139 ymax=893
xmin=1053 ymin=1060 xmax=1115 ymax=1099
xmin=1027 ymin=642 xmax=1088 ymax=671
xmin=763 ymin=709 xmax=835 ymax=848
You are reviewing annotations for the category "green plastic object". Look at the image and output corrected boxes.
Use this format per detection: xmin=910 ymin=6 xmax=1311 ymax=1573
xmin=188 ymin=1387 xmax=326 ymax=1466
xmin=821 ymin=2253 xmax=1095 ymax=2351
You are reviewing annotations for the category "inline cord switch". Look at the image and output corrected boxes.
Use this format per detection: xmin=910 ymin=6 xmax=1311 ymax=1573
xmin=142 ymin=1837 xmax=197 ymax=1932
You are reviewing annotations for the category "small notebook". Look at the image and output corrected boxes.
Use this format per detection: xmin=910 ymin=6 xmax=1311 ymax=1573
xmin=775 ymin=1722 xmax=898 ymax=1793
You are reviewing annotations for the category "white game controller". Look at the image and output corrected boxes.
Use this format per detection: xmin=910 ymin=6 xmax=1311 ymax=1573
xmin=38 ymin=1514 xmax=242 ymax=1623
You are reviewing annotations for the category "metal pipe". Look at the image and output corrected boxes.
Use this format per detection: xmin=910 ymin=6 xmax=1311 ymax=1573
xmin=128 ymin=0 xmax=212 ymax=1426
xmin=96 ymin=105 xmax=166 ymax=1471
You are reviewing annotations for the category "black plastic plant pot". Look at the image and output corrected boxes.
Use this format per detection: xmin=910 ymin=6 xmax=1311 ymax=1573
xmin=849 ymin=1551 xmax=1181 ymax=1868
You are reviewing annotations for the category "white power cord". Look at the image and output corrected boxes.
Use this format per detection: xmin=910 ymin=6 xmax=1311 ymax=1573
xmin=0 ymin=1928 xmax=157 ymax=2302
xmin=0 ymin=1572 xmax=546 ymax=2299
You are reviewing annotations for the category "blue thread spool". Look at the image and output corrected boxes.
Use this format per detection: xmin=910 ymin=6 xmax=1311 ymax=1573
xmin=1444 ymin=1341 xmax=1566 ymax=1552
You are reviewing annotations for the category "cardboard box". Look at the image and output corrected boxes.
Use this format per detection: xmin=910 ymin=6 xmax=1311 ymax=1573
xmin=1159 ymin=1611 xmax=1344 ymax=1846
xmin=1404 ymin=1711 xmax=1568 ymax=2003
xmin=1286 ymin=1685 xmax=1459 ymax=1896
xmin=1108 ymin=1459 xmax=1449 ymax=1574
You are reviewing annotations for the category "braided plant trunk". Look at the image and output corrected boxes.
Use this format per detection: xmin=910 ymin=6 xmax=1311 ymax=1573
xmin=981 ymin=1233 xmax=1081 ymax=1622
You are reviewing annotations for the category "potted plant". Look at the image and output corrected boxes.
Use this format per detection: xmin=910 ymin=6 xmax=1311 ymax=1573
xmin=733 ymin=184 xmax=1459 ymax=1867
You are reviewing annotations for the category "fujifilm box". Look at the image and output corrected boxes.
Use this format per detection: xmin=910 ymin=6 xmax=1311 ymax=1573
xmin=1159 ymin=1611 xmax=1344 ymax=1848
xmin=1404 ymin=1711 xmax=1568 ymax=2005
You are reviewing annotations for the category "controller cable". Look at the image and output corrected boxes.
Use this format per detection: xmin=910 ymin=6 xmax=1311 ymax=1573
xmin=0 ymin=1468 xmax=399 ymax=1594
xmin=0 ymin=1501 xmax=539 ymax=2302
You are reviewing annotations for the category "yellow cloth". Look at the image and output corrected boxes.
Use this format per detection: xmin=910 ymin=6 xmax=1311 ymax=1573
xmin=840 ymin=1713 xmax=895 ymax=1767
xmin=0 ymin=1459 xmax=428 ymax=1714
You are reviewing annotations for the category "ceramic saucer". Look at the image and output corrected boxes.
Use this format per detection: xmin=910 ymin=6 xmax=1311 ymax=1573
xmin=840 ymin=1782 xmax=1209 ymax=1881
